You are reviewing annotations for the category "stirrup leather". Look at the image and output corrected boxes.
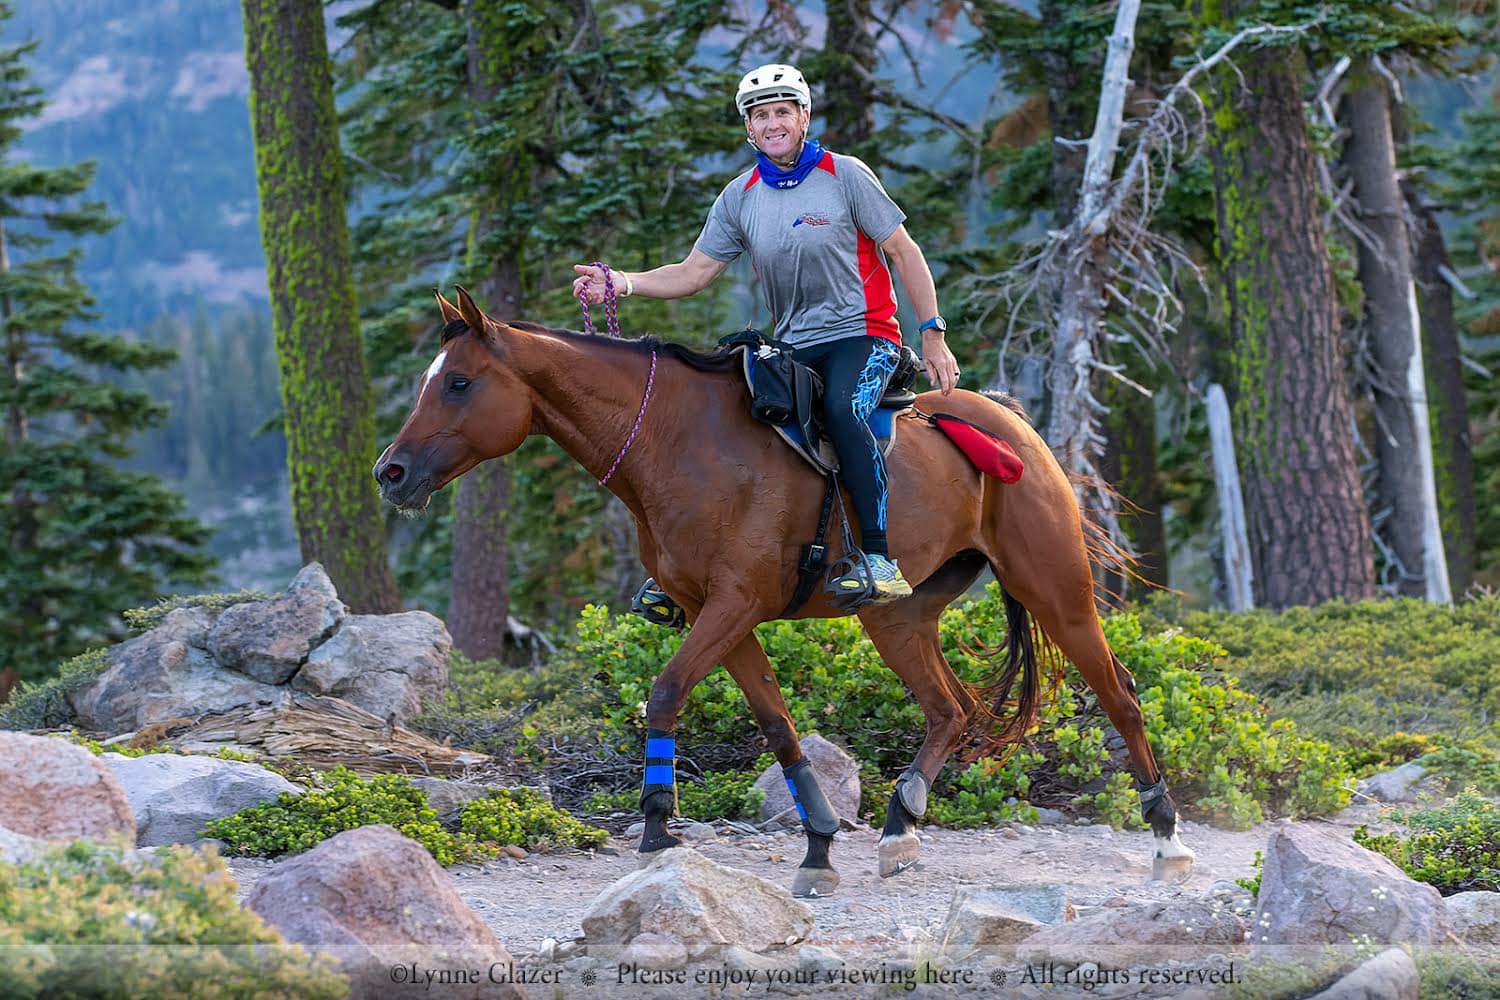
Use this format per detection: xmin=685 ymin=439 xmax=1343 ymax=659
xmin=631 ymin=578 xmax=686 ymax=629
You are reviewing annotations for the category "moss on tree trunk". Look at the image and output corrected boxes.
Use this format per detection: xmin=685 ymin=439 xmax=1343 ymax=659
xmin=241 ymin=0 xmax=398 ymax=613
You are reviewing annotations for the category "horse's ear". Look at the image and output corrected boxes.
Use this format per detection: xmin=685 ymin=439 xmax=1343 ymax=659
xmin=453 ymin=285 xmax=492 ymax=339
xmin=434 ymin=289 xmax=462 ymax=324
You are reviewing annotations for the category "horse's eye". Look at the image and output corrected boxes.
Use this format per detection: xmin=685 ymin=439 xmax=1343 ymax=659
xmin=448 ymin=376 xmax=471 ymax=394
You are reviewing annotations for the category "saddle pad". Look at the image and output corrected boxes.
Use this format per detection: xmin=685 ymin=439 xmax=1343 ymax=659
xmin=930 ymin=412 xmax=1024 ymax=483
xmin=744 ymin=348 xmax=900 ymax=473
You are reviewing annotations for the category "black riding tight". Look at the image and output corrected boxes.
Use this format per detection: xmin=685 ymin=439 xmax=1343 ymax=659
xmin=790 ymin=336 xmax=902 ymax=556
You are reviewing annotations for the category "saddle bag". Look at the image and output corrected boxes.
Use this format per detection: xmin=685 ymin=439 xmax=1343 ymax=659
xmin=719 ymin=328 xmax=817 ymax=429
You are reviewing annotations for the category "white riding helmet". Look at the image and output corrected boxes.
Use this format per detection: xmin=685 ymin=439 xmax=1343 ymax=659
xmin=735 ymin=63 xmax=811 ymax=117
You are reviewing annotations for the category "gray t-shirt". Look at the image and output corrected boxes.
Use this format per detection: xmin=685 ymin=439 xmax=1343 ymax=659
xmin=694 ymin=150 xmax=907 ymax=349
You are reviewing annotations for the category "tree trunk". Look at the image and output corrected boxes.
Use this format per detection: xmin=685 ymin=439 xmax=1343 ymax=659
xmin=1206 ymin=23 xmax=1374 ymax=608
xmin=821 ymin=0 xmax=876 ymax=151
xmin=1404 ymin=178 xmax=1477 ymax=597
xmin=1039 ymin=0 xmax=1091 ymax=229
xmin=1342 ymin=73 xmax=1449 ymax=602
xmin=241 ymin=0 xmax=399 ymax=612
xmin=1206 ymin=384 xmax=1254 ymax=610
xmin=1099 ymin=382 xmax=1168 ymax=603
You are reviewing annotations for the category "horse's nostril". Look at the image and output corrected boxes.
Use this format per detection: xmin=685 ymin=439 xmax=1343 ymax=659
xmin=383 ymin=463 xmax=405 ymax=484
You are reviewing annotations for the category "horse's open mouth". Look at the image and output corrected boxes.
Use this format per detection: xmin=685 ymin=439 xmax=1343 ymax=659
xmin=383 ymin=475 xmax=434 ymax=513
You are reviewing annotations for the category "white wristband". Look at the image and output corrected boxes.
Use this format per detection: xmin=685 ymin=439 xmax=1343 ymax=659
xmin=622 ymin=272 xmax=634 ymax=298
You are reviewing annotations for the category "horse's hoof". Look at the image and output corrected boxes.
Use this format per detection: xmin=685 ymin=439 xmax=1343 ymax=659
xmin=1152 ymin=852 xmax=1195 ymax=883
xmin=640 ymin=833 xmax=683 ymax=854
xmin=878 ymin=833 xmax=920 ymax=878
xmin=792 ymin=867 xmax=840 ymax=898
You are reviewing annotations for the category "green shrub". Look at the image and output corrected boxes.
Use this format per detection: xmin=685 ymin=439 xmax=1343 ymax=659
xmin=569 ymin=593 xmax=1350 ymax=831
xmin=122 ymin=590 xmax=273 ymax=634
xmin=583 ymin=761 xmax=769 ymax=823
xmin=202 ymin=766 xmax=492 ymax=865
xmin=0 ymin=647 xmax=110 ymax=731
xmin=1141 ymin=595 xmax=1500 ymax=748
xmin=1352 ymin=789 xmax=1500 ymax=894
xmin=1236 ymin=850 xmax=1264 ymax=897
xmin=926 ymin=754 xmax=1041 ymax=828
xmin=0 ymin=838 xmax=347 ymax=999
xmin=458 ymin=787 xmax=609 ymax=849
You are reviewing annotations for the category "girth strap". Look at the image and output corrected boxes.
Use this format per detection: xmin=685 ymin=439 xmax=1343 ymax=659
xmin=780 ymin=475 xmax=839 ymax=618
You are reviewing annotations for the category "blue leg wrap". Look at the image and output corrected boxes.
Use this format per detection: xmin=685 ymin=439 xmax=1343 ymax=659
xmin=641 ymin=728 xmax=676 ymax=808
xmin=784 ymin=758 xmax=840 ymax=836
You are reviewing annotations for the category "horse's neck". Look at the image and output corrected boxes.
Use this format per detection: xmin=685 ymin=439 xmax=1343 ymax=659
xmin=509 ymin=329 xmax=691 ymax=517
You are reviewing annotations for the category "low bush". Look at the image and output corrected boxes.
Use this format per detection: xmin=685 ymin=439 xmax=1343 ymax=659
xmin=203 ymin=767 xmax=488 ymax=865
xmin=0 ymin=839 xmax=346 ymax=999
xmin=458 ymin=787 xmax=609 ymax=849
xmin=0 ymin=647 xmax=110 ymax=731
xmin=1352 ymin=789 xmax=1500 ymax=894
xmin=1141 ymin=595 xmax=1500 ymax=748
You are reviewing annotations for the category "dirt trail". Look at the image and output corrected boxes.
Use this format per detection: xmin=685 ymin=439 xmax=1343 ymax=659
xmin=225 ymin=802 xmax=1390 ymax=996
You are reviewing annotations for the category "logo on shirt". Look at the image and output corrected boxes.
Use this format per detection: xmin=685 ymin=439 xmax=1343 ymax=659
xmin=792 ymin=213 xmax=830 ymax=228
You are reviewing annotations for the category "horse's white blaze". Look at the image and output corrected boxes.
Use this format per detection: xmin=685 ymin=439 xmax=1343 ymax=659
xmin=420 ymin=349 xmax=448 ymax=396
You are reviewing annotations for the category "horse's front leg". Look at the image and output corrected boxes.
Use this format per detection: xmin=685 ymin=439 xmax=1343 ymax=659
xmin=639 ymin=595 xmax=762 ymax=853
xmin=720 ymin=636 xmax=840 ymax=897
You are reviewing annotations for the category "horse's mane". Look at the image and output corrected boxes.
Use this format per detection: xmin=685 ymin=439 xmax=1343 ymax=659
xmin=499 ymin=319 xmax=743 ymax=374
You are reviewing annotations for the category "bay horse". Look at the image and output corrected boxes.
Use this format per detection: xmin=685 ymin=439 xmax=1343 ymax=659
xmin=374 ymin=288 xmax=1195 ymax=895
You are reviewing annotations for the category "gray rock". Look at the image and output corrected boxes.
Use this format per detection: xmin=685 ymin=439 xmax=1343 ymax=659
xmin=68 ymin=607 xmax=290 ymax=733
xmin=411 ymin=777 xmax=496 ymax=818
xmin=245 ymin=824 xmax=521 ymax=1000
xmin=681 ymin=822 xmax=717 ymax=842
xmin=1035 ymin=808 xmax=1069 ymax=826
xmin=1445 ymin=891 xmax=1500 ymax=945
xmin=107 ymin=753 xmax=302 ymax=847
xmin=1017 ymin=899 xmax=1245 ymax=967
xmin=293 ymin=611 xmax=449 ymax=724
xmin=754 ymin=735 xmax=860 ymax=827
xmin=1305 ymin=947 xmax=1419 ymax=1000
xmin=210 ymin=563 xmax=346 ymax=685
xmin=1255 ymin=823 xmax=1449 ymax=946
xmin=620 ymin=932 xmax=687 ymax=970
xmin=0 ymin=732 xmax=135 ymax=843
xmin=940 ymin=884 xmax=1074 ymax=955
xmin=797 ymin=945 xmax=845 ymax=976
xmin=0 ymin=825 xmax=48 ymax=865
xmin=1356 ymin=762 xmax=1433 ymax=803
xmin=582 ymin=847 xmax=813 ymax=953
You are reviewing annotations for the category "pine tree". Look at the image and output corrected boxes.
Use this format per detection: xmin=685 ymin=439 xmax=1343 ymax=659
xmin=0 ymin=7 xmax=213 ymax=680
xmin=241 ymin=0 xmax=399 ymax=612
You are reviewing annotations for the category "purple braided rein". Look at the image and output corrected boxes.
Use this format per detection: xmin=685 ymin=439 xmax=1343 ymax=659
xmin=579 ymin=261 xmax=655 ymax=487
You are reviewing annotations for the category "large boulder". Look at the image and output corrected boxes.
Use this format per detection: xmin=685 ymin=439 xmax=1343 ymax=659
xmin=68 ymin=606 xmax=289 ymax=733
xmin=292 ymin=611 xmax=448 ymax=724
xmin=582 ymin=847 xmax=813 ymax=954
xmin=1356 ymin=762 xmax=1433 ymax=804
xmin=244 ymin=824 xmax=522 ymax=1000
xmin=753 ymin=735 xmax=861 ymax=828
xmin=210 ymin=563 xmax=346 ymax=685
xmin=0 ymin=732 xmax=135 ymax=842
xmin=0 ymin=825 xmax=48 ymax=865
xmin=1016 ymin=899 xmax=1245 ymax=966
xmin=1255 ymin=823 xmax=1449 ymax=946
xmin=107 ymin=754 xmax=302 ymax=847
xmin=1305 ymin=948 xmax=1419 ymax=1000
xmin=940 ymin=884 xmax=1074 ymax=956
xmin=1445 ymin=891 xmax=1500 ymax=946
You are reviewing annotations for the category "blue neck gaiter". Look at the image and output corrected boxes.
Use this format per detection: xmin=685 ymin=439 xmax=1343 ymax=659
xmin=755 ymin=137 xmax=825 ymax=189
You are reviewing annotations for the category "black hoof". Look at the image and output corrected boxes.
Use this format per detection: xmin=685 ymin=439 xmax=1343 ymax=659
xmin=640 ymin=832 xmax=682 ymax=853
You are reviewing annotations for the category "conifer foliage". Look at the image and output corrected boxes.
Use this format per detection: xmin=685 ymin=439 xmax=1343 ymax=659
xmin=0 ymin=4 xmax=211 ymax=680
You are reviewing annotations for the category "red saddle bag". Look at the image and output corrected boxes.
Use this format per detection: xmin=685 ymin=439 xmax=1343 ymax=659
xmin=928 ymin=412 xmax=1024 ymax=483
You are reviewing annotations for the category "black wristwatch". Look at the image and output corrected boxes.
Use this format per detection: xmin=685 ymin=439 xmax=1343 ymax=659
xmin=917 ymin=316 xmax=947 ymax=334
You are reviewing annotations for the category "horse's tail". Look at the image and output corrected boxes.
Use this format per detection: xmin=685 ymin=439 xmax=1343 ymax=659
xmin=958 ymin=585 xmax=1064 ymax=763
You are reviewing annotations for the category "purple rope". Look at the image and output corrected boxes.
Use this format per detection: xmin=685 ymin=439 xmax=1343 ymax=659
xmin=577 ymin=260 xmax=621 ymax=339
xmin=578 ymin=260 xmax=650 ymax=486
xmin=598 ymin=348 xmax=656 ymax=488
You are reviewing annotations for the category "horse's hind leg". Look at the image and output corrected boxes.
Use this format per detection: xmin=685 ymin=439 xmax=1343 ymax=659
xmin=1004 ymin=572 xmax=1195 ymax=881
xmin=858 ymin=551 xmax=987 ymax=878
xmin=720 ymin=636 xmax=840 ymax=898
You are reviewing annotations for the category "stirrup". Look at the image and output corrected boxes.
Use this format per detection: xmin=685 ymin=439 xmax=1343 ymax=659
xmin=824 ymin=552 xmax=878 ymax=612
xmin=630 ymin=578 xmax=685 ymax=629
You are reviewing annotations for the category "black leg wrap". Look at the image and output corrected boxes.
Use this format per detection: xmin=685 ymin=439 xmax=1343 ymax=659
xmin=784 ymin=759 xmax=840 ymax=837
xmin=1136 ymin=776 xmax=1168 ymax=821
